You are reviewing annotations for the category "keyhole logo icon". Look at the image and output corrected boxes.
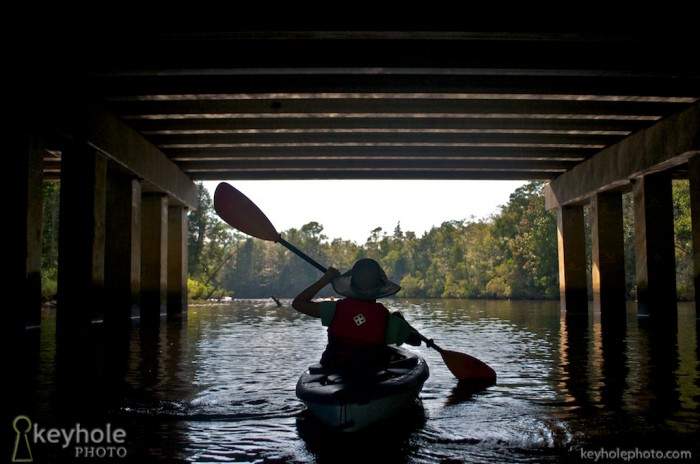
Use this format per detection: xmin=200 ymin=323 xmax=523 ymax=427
xmin=12 ymin=415 xmax=33 ymax=462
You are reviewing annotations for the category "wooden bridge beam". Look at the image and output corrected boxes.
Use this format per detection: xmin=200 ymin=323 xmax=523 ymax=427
xmin=633 ymin=172 xmax=677 ymax=321
xmin=104 ymin=174 xmax=142 ymax=330
xmin=591 ymin=192 xmax=627 ymax=318
xmin=167 ymin=205 xmax=188 ymax=317
xmin=57 ymin=141 xmax=107 ymax=342
xmin=557 ymin=205 xmax=588 ymax=315
xmin=141 ymin=193 xmax=168 ymax=325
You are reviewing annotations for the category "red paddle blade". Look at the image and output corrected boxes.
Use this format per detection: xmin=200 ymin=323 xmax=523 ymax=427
xmin=213 ymin=183 xmax=281 ymax=242
xmin=440 ymin=350 xmax=497 ymax=382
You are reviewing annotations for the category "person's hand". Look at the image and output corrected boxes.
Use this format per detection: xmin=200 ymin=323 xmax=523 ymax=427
xmin=405 ymin=330 xmax=422 ymax=346
xmin=323 ymin=267 xmax=341 ymax=282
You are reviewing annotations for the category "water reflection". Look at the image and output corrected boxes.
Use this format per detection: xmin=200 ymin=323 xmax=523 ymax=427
xmin=445 ymin=379 xmax=495 ymax=405
xmin=598 ymin=309 xmax=628 ymax=411
xmin=9 ymin=300 xmax=699 ymax=463
xmin=558 ymin=312 xmax=591 ymax=411
xmin=638 ymin=315 xmax=681 ymax=425
xmin=297 ymin=403 xmax=427 ymax=464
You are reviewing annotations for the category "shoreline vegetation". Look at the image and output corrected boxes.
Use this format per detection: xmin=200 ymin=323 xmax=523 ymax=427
xmin=39 ymin=181 xmax=695 ymax=303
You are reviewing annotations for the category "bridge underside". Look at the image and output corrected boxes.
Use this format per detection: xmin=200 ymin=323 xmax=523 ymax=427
xmin=10 ymin=29 xmax=700 ymax=345
xmin=31 ymin=30 xmax=699 ymax=183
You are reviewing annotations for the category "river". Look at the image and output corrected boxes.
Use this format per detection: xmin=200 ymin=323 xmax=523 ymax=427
xmin=8 ymin=299 xmax=699 ymax=463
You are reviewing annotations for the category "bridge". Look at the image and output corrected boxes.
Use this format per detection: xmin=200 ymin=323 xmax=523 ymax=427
xmin=11 ymin=29 xmax=700 ymax=345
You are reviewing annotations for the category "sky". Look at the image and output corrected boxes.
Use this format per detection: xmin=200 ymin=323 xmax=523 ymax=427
xmin=204 ymin=179 xmax=527 ymax=244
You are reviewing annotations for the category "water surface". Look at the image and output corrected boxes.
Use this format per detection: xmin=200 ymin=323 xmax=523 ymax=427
xmin=9 ymin=299 xmax=699 ymax=463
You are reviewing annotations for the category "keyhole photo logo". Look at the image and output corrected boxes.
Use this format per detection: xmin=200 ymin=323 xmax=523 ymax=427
xmin=10 ymin=415 xmax=128 ymax=460
xmin=12 ymin=415 xmax=33 ymax=462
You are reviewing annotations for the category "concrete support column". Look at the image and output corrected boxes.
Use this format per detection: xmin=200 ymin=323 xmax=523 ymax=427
xmin=633 ymin=172 xmax=677 ymax=320
xmin=167 ymin=205 xmax=189 ymax=318
xmin=104 ymin=174 xmax=142 ymax=331
xmin=591 ymin=192 xmax=627 ymax=318
xmin=141 ymin=193 xmax=168 ymax=324
xmin=57 ymin=141 xmax=107 ymax=340
xmin=6 ymin=133 xmax=44 ymax=343
xmin=557 ymin=205 xmax=588 ymax=315
xmin=688 ymin=155 xmax=700 ymax=316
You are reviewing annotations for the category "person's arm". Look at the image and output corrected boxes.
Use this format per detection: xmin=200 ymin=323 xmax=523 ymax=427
xmin=385 ymin=312 xmax=422 ymax=346
xmin=292 ymin=267 xmax=340 ymax=318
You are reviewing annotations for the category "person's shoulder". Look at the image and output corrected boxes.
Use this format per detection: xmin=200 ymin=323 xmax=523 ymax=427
xmin=319 ymin=299 xmax=339 ymax=325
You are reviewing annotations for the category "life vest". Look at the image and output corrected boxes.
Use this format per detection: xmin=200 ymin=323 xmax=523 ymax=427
xmin=327 ymin=298 xmax=389 ymax=348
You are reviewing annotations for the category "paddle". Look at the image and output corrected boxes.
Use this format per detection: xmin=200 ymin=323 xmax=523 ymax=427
xmin=213 ymin=182 xmax=497 ymax=383
xmin=213 ymin=182 xmax=326 ymax=273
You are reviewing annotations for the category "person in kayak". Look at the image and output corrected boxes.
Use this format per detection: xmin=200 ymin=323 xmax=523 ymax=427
xmin=292 ymin=258 xmax=421 ymax=368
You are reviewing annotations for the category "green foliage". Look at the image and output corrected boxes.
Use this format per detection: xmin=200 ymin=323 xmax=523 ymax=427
xmin=618 ymin=180 xmax=693 ymax=300
xmin=672 ymin=180 xmax=694 ymax=300
xmin=187 ymin=277 xmax=228 ymax=302
xmin=187 ymin=278 xmax=210 ymax=301
xmin=490 ymin=182 xmax=558 ymax=299
xmin=187 ymin=184 xmax=238 ymax=299
xmin=42 ymin=182 xmax=60 ymax=270
xmin=32 ymin=181 xmax=694 ymax=300
xmin=193 ymin=181 xmax=567 ymax=300
xmin=41 ymin=267 xmax=58 ymax=301
xmin=399 ymin=274 xmax=425 ymax=297
xmin=35 ymin=180 xmax=695 ymax=303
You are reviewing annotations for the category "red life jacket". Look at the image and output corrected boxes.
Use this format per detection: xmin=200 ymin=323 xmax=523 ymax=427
xmin=327 ymin=298 xmax=389 ymax=348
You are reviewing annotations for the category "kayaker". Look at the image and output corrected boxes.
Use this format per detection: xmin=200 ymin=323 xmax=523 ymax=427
xmin=292 ymin=258 xmax=421 ymax=368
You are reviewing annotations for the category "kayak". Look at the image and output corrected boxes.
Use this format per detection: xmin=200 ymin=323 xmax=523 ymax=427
xmin=295 ymin=346 xmax=430 ymax=432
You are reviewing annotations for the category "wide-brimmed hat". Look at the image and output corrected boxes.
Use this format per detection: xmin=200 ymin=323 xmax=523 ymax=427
xmin=332 ymin=258 xmax=401 ymax=300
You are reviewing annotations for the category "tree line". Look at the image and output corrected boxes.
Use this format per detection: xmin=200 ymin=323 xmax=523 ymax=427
xmin=37 ymin=180 xmax=693 ymax=302
xmin=186 ymin=181 xmax=695 ymax=301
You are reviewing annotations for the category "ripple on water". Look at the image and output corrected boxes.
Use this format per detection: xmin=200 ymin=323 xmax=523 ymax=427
xmin=27 ymin=301 xmax=698 ymax=463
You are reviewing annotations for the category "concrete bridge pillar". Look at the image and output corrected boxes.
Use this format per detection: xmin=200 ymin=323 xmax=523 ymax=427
xmin=141 ymin=193 xmax=168 ymax=324
xmin=688 ymin=155 xmax=700 ymax=316
xmin=104 ymin=174 xmax=142 ymax=331
xmin=633 ymin=172 xmax=677 ymax=321
xmin=557 ymin=204 xmax=588 ymax=315
xmin=591 ymin=192 xmax=627 ymax=319
xmin=57 ymin=141 xmax=107 ymax=341
xmin=167 ymin=205 xmax=188 ymax=317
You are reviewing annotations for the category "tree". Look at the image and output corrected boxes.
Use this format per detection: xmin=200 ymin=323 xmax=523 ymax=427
xmin=490 ymin=182 xmax=558 ymax=299
xmin=188 ymin=180 xmax=691 ymax=302
xmin=187 ymin=182 xmax=237 ymax=300
xmin=187 ymin=183 xmax=212 ymax=278
xmin=672 ymin=180 xmax=693 ymax=299
xmin=42 ymin=182 xmax=60 ymax=270
xmin=41 ymin=181 xmax=61 ymax=299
